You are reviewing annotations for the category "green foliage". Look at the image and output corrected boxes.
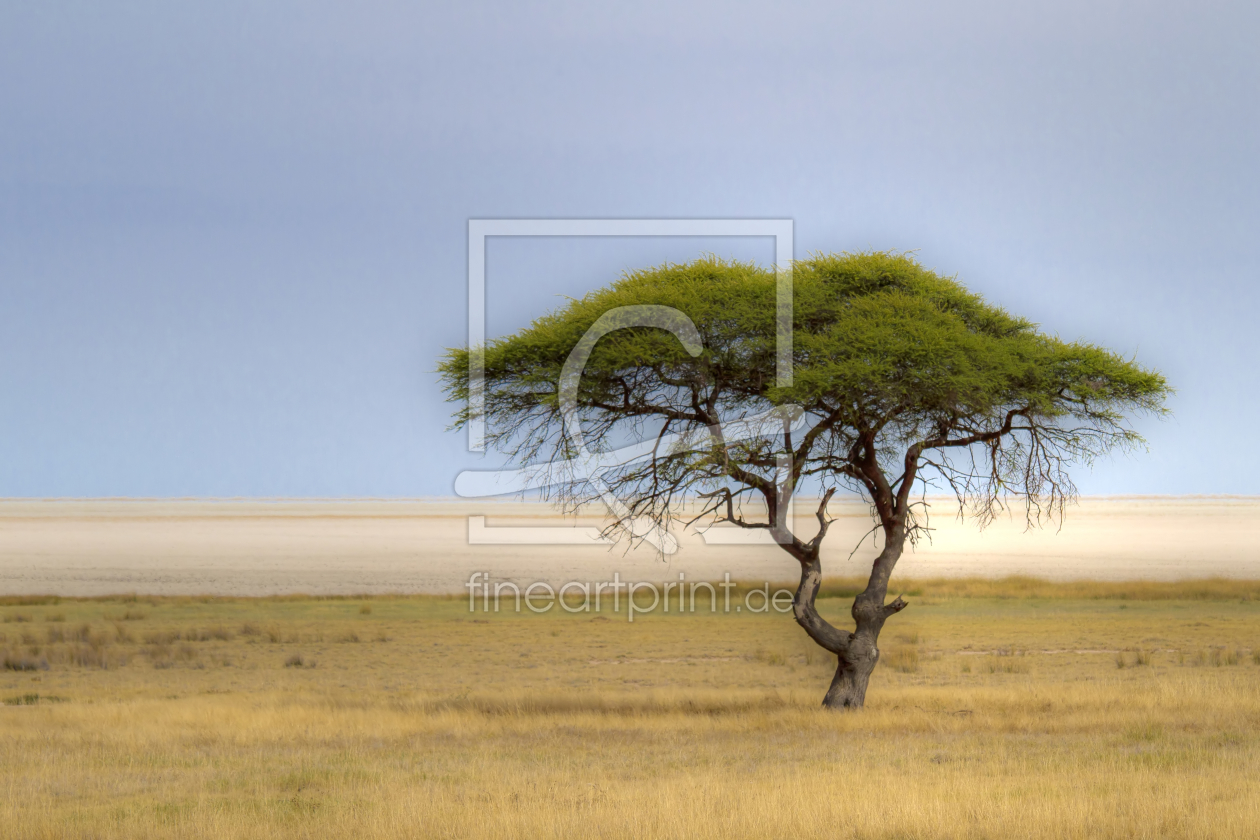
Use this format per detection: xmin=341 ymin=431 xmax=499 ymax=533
xmin=439 ymin=251 xmax=1169 ymax=539
xmin=784 ymin=253 xmax=1164 ymax=420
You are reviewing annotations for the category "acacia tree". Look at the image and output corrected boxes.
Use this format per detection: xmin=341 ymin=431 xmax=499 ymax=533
xmin=440 ymin=252 xmax=1169 ymax=709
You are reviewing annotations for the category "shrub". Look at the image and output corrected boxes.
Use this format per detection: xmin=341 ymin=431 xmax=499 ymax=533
xmin=285 ymin=654 xmax=306 ymax=668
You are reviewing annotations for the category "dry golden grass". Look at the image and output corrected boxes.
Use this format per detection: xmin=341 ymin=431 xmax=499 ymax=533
xmin=1 ymin=578 xmax=1260 ymax=838
xmin=815 ymin=574 xmax=1260 ymax=601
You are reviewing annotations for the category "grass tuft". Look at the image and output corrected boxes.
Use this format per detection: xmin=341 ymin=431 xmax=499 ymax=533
xmin=67 ymin=645 xmax=123 ymax=669
xmin=3 ymin=652 xmax=49 ymax=671
xmin=884 ymin=647 xmax=920 ymax=673
xmin=3 ymin=693 xmax=68 ymax=706
xmin=981 ymin=650 xmax=1029 ymax=674
xmin=183 ymin=626 xmax=233 ymax=642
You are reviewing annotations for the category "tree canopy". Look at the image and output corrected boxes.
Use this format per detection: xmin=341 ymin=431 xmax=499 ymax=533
xmin=441 ymin=251 xmax=1166 ymax=538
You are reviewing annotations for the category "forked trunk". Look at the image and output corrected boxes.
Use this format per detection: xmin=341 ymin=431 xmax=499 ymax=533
xmin=791 ymin=533 xmax=906 ymax=711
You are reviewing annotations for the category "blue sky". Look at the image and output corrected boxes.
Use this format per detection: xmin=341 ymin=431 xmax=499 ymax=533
xmin=1 ymin=1 xmax=1257 ymax=497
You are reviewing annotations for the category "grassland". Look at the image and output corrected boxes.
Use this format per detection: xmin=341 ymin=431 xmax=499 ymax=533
xmin=3 ymin=578 xmax=1260 ymax=839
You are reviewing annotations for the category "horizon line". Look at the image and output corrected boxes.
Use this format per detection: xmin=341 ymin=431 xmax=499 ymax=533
xmin=3 ymin=494 xmax=1260 ymax=503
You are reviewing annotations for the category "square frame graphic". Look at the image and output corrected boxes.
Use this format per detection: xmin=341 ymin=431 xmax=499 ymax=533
xmin=465 ymin=218 xmax=794 ymax=546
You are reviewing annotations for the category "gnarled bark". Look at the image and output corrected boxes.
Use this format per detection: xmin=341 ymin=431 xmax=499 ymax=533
xmin=791 ymin=554 xmax=852 ymax=655
xmin=792 ymin=533 xmax=908 ymax=710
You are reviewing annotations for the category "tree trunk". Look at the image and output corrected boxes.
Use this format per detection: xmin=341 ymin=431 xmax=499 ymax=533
xmin=792 ymin=531 xmax=907 ymax=711
xmin=822 ymin=631 xmax=879 ymax=709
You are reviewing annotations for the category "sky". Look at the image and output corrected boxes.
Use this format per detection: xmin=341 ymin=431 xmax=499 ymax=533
xmin=1 ymin=0 xmax=1257 ymax=498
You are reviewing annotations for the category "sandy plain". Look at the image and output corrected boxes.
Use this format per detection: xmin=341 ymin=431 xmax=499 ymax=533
xmin=1 ymin=496 xmax=1258 ymax=596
